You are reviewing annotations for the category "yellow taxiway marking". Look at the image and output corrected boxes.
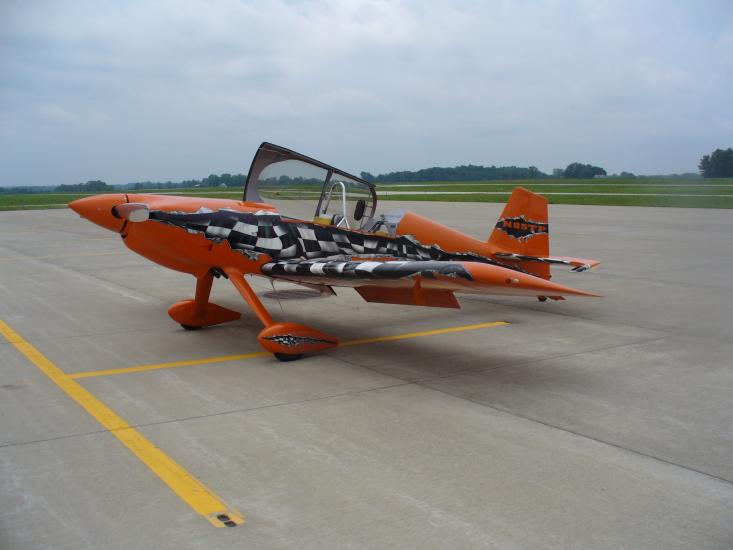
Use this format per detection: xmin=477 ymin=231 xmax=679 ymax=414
xmin=0 ymin=251 xmax=125 ymax=262
xmin=69 ymin=320 xmax=510 ymax=379
xmin=0 ymin=320 xmax=244 ymax=528
xmin=70 ymin=351 xmax=271 ymax=379
xmin=339 ymin=321 xmax=509 ymax=347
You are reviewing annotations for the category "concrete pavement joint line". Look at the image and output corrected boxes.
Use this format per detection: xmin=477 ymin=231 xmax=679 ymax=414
xmin=45 ymin=323 xmax=182 ymax=342
xmin=0 ymin=381 xmax=412 ymax=450
xmin=0 ymin=319 xmax=245 ymax=529
xmin=0 ymin=251 xmax=125 ymax=262
xmin=333 ymin=332 xmax=733 ymax=486
xmin=0 ymin=428 xmax=111 ymax=449
xmin=0 ymin=320 xmax=191 ymax=350
xmin=6 ymin=366 xmax=732 ymax=490
xmin=68 ymin=321 xmax=510 ymax=379
xmin=330 ymin=333 xmax=677 ymax=391
xmin=414 ymin=333 xmax=679 ymax=384
xmin=4 ymin=253 xmax=169 ymax=309
xmin=418 ymin=381 xmax=733 ymax=487
xmin=594 ymin=272 xmax=732 ymax=291
xmin=462 ymin=300 xmax=657 ymax=334
xmin=458 ymin=294 xmax=686 ymax=335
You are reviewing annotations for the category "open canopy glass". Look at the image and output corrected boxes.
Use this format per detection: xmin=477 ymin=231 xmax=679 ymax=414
xmin=244 ymin=143 xmax=377 ymax=229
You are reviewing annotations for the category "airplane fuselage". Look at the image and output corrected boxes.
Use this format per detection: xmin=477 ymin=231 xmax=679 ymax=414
xmin=69 ymin=188 xmax=598 ymax=360
xmin=103 ymin=193 xmax=518 ymax=281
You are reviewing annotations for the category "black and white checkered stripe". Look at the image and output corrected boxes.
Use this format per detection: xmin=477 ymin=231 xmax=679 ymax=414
xmin=149 ymin=209 xmax=300 ymax=260
xmin=148 ymin=208 xmax=515 ymax=270
xmin=261 ymin=260 xmax=473 ymax=281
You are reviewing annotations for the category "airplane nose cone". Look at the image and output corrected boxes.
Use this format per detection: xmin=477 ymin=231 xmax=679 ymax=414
xmin=69 ymin=194 xmax=127 ymax=232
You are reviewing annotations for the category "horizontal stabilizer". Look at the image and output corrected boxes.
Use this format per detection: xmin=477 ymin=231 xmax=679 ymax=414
xmin=494 ymin=253 xmax=600 ymax=273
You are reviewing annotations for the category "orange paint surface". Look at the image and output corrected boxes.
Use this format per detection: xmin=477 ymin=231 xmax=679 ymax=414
xmin=69 ymin=184 xmax=599 ymax=360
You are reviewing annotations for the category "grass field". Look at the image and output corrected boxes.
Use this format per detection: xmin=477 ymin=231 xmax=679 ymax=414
xmin=1 ymin=178 xmax=732 ymax=211
xmin=377 ymin=179 xmax=733 ymax=208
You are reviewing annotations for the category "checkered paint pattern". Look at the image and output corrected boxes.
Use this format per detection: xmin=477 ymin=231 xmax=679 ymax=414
xmin=148 ymin=208 xmax=515 ymax=272
xmin=261 ymin=259 xmax=473 ymax=281
xmin=150 ymin=209 xmax=300 ymax=260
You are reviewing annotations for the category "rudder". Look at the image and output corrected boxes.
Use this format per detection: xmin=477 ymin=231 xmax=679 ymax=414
xmin=489 ymin=187 xmax=550 ymax=278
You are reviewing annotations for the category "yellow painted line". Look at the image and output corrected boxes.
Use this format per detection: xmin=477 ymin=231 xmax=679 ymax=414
xmin=0 ymin=320 xmax=244 ymax=528
xmin=70 ymin=351 xmax=270 ymax=379
xmin=0 ymin=251 xmax=125 ymax=262
xmin=70 ymin=320 xmax=510 ymax=379
xmin=339 ymin=321 xmax=509 ymax=347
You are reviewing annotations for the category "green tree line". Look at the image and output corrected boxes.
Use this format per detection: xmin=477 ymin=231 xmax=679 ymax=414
xmin=55 ymin=180 xmax=115 ymax=192
xmin=9 ymin=147 xmax=733 ymax=193
xmin=361 ymin=164 xmax=546 ymax=183
xmin=557 ymin=163 xmax=607 ymax=179
xmin=699 ymin=148 xmax=733 ymax=178
xmin=126 ymin=173 xmax=246 ymax=190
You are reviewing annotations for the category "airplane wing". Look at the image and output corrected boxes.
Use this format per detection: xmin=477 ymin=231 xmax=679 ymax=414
xmin=261 ymin=258 xmax=599 ymax=308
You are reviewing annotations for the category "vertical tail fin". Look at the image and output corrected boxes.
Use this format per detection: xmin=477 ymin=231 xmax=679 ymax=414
xmin=489 ymin=187 xmax=551 ymax=279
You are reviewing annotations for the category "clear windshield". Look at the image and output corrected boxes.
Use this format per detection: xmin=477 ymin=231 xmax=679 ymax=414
xmin=257 ymin=159 xmax=328 ymax=221
xmin=244 ymin=143 xmax=377 ymax=228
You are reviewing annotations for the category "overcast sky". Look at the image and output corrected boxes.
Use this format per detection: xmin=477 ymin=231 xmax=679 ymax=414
xmin=1 ymin=0 xmax=732 ymax=186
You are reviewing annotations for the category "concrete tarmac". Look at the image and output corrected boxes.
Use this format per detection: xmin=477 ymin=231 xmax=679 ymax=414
xmin=1 ymin=202 xmax=732 ymax=549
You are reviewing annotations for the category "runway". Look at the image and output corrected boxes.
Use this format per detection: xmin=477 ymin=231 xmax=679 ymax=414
xmin=1 ymin=202 xmax=732 ymax=549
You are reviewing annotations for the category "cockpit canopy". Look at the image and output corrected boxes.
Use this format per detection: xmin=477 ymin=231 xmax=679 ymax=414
xmin=244 ymin=142 xmax=377 ymax=229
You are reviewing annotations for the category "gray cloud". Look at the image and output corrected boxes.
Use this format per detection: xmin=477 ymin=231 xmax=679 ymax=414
xmin=1 ymin=0 xmax=732 ymax=186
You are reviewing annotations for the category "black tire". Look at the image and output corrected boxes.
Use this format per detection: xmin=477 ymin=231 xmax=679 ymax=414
xmin=537 ymin=296 xmax=548 ymax=302
xmin=181 ymin=324 xmax=203 ymax=330
xmin=274 ymin=352 xmax=304 ymax=362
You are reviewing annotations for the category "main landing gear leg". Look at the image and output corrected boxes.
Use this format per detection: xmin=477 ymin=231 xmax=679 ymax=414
xmin=168 ymin=270 xmax=242 ymax=329
xmin=192 ymin=271 xmax=215 ymax=319
xmin=227 ymin=271 xmax=275 ymax=327
xmin=224 ymin=269 xmax=338 ymax=362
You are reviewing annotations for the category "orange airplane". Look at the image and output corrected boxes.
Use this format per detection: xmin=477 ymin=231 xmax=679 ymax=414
xmin=70 ymin=142 xmax=600 ymax=361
